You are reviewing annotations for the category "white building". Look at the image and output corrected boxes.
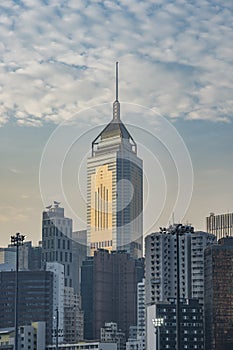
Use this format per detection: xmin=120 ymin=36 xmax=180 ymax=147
xmin=145 ymin=225 xmax=215 ymax=305
xmin=46 ymin=342 xmax=117 ymax=349
xmin=19 ymin=322 xmax=46 ymax=350
xmin=46 ymin=262 xmax=64 ymax=344
xmin=137 ymin=279 xmax=145 ymax=350
xmin=0 ymin=322 xmax=46 ymax=350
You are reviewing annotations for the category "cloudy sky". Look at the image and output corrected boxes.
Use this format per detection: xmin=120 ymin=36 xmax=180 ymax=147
xmin=0 ymin=0 xmax=233 ymax=246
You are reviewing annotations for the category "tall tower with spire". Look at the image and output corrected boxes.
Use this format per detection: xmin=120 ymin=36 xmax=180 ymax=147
xmin=87 ymin=63 xmax=143 ymax=259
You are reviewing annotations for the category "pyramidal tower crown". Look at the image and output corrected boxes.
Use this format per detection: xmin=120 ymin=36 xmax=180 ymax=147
xmin=91 ymin=62 xmax=137 ymax=155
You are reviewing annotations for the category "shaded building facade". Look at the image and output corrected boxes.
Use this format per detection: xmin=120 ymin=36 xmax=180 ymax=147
xmin=147 ymin=298 xmax=204 ymax=349
xmin=204 ymin=237 xmax=233 ymax=350
xmin=0 ymin=270 xmax=54 ymax=345
xmin=81 ymin=250 xmax=144 ymax=340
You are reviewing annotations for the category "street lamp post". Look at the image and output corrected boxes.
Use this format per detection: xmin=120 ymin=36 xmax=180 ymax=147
xmin=11 ymin=233 xmax=25 ymax=350
xmin=152 ymin=317 xmax=164 ymax=350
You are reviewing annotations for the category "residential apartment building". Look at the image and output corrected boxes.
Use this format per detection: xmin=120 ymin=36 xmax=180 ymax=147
xmin=145 ymin=225 xmax=215 ymax=305
xmin=147 ymin=298 xmax=204 ymax=349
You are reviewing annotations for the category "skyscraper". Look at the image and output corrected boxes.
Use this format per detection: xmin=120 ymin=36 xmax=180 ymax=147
xmin=87 ymin=63 xmax=143 ymax=259
xmin=42 ymin=202 xmax=73 ymax=288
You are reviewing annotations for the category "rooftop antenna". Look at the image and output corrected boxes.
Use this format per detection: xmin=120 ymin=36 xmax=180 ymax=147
xmin=116 ymin=61 xmax=119 ymax=101
xmin=172 ymin=212 xmax=175 ymax=225
xmin=113 ymin=62 xmax=120 ymax=120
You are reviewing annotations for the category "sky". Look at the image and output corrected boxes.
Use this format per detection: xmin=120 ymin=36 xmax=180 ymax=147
xmin=0 ymin=0 xmax=233 ymax=247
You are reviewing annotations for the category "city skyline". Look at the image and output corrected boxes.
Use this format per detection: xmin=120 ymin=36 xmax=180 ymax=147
xmin=0 ymin=0 xmax=233 ymax=247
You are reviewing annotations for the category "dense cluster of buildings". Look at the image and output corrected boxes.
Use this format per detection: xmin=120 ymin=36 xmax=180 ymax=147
xmin=1 ymin=66 xmax=233 ymax=350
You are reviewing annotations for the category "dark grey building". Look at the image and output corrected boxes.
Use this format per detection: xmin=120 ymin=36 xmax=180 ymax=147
xmin=81 ymin=257 xmax=94 ymax=340
xmin=81 ymin=249 xmax=144 ymax=341
xmin=72 ymin=230 xmax=87 ymax=293
xmin=28 ymin=241 xmax=42 ymax=270
xmin=204 ymin=237 xmax=233 ymax=350
xmin=155 ymin=298 xmax=204 ymax=349
xmin=0 ymin=270 xmax=54 ymax=345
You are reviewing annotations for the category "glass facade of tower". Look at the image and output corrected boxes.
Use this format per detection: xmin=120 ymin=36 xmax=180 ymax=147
xmin=87 ymin=101 xmax=143 ymax=259
xmin=41 ymin=202 xmax=73 ymax=288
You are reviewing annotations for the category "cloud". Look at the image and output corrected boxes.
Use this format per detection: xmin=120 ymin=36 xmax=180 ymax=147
xmin=0 ymin=0 xmax=232 ymax=126
xmin=9 ymin=168 xmax=22 ymax=174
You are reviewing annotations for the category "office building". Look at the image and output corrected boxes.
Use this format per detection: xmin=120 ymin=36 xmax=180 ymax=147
xmin=42 ymin=202 xmax=73 ymax=288
xmin=81 ymin=250 xmax=144 ymax=340
xmin=0 ymin=247 xmax=15 ymax=271
xmin=0 ymin=241 xmax=42 ymax=272
xmin=100 ymin=322 xmax=125 ymax=350
xmin=72 ymin=230 xmax=87 ymax=293
xmin=87 ymin=63 xmax=143 ymax=259
xmin=27 ymin=241 xmax=42 ymax=270
xmin=0 ymin=270 xmax=54 ymax=345
xmin=204 ymin=237 xmax=233 ymax=350
xmin=206 ymin=211 xmax=233 ymax=241
xmin=64 ymin=287 xmax=84 ymax=343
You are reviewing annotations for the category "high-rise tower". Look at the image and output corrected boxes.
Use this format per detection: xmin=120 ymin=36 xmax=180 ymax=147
xmin=87 ymin=63 xmax=143 ymax=258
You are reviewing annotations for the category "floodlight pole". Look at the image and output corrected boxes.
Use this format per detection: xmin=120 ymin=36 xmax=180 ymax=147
xmin=11 ymin=233 xmax=25 ymax=350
